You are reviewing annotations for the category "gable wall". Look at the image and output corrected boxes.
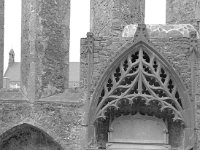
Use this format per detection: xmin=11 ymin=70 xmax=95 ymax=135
xmin=81 ymin=36 xmax=193 ymax=97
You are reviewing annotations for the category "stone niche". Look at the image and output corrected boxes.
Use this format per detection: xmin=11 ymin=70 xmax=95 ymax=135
xmin=0 ymin=124 xmax=63 ymax=150
xmin=95 ymin=99 xmax=184 ymax=149
xmin=108 ymin=113 xmax=168 ymax=144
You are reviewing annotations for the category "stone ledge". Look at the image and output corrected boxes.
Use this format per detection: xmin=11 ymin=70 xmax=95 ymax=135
xmin=38 ymin=89 xmax=86 ymax=103
xmin=122 ymin=24 xmax=199 ymax=39
xmin=0 ymin=89 xmax=28 ymax=101
xmin=35 ymin=99 xmax=84 ymax=108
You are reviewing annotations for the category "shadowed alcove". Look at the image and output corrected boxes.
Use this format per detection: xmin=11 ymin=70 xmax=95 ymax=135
xmin=0 ymin=123 xmax=64 ymax=150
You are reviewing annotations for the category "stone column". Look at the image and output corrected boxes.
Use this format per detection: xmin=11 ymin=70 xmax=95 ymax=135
xmin=0 ymin=0 xmax=3 ymax=89
xmin=166 ymin=0 xmax=197 ymax=28
xmin=90 ymin=0 xmax=145 ymax=37
xmin=21 ymin=0 xmax=70 ymax=100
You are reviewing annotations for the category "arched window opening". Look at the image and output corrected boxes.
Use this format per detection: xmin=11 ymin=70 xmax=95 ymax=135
xmin=0 ymin=124 xmax=63 ymax=150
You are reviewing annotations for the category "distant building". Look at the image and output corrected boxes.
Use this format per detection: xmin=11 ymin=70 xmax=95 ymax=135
xmin=3 ymin=51 xmax=80 ymax=89
xmin=3 ymin=49 xmax=20 ymax=89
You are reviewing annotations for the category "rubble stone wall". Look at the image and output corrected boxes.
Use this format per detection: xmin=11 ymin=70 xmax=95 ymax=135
xmin=80 ymin=36 xmax=193 ymax=96
xmin=195 ymin=41 xmax=200 ymax=149
xmin=0 ymin=100 xmax=86 ymax=150
xmin=166 ymin=0 xmax=198 ymax=28
xmin=21 ymin=0 xmax=70 ymax=99
xmin=90 ymin=0 xmax=145 ymax=37
xmin=0 ymin=0 xmax=3 ymax=89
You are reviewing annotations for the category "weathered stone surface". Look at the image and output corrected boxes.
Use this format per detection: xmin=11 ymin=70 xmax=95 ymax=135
xmin=0 ymin=0 xmax=4 ymax=89
xmin=152 ymin=38 xmax=192 ymax=97
xmin=80 ymin=38 xmax=88 ymax=90
xmin=83 ymin=27 xmax=196 ymax=150
xmin=0 ymin=124 xmax=63 ymax=150
xmin=0 ymin=100 xmax=86 ymax=150
xmin=90 ymin=0 xmax=145 ymax=37
xmin=122 ymin=24 xmax=200 ymax=39
xmin=1 ymin=0 xmax=200 ymax=149
xmin=21 ymin=0 xmax=32 ymax=100
xmin=195 ymin=102 xmax=200 ymax=149
xmin=80 ymin=36 xmax=193 ymax=98
xmin=21 ymin=0 xmax=70 ymax=100
xmin=0 ymin=89 xmax=28 ymax=101
xmin=166 ymin=0 xmax=197 ymax=29
xmin=91 ymin=0 xmax=199 ymax=36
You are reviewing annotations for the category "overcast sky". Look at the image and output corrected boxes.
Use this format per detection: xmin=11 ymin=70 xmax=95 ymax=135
xmin=4 ymin=0 xmax=165 ymax=73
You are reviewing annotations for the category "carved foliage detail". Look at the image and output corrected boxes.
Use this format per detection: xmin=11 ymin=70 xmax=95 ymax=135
xmin=96 ymin=44 xmax=184 ymax=121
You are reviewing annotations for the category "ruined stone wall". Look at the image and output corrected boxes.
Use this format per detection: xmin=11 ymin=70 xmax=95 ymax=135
xmin=1 ymin=125 xmax=63 ymax=150
xmin=0 ymin=0 xmax=89 ymax=150
xmin=81 ymin=36 xmax=131 ymax=93
xmin=81 ymin=34 xmax=195 ymax=148
xmin=91 ymin=0 xmax=199 ymax=33
xmin=152 ymin=38 xmax=192 ymax=96
xmin=21 ymin=0 xmax=70 ymax=100
xmin=0 ymin=0 xmax=4 ymax=89
xmin=195 ymin=40 xmax=200 ymax=149
xmin=0 ymin=98 xmax=87 ymax=150
xmin=166 ymin=0 xmax=198 ymax=28
xmin=80 ymin=39 xmax=88 ymax=90
xmin=90 ymin=0 xmax=145 ymax=37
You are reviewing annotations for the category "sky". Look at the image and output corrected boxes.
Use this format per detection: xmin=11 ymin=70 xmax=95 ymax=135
xmin=145 ymin=0 xmax=166 ymax=24
xmin=4 ymin=0 xmax=21 ymax=73
xmin=4 ymin=0 xmax=166 ymax=73
xmin=70 ymin=0 xmax=90 ymax=62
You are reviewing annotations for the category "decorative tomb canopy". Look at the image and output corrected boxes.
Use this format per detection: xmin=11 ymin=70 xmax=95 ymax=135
xmin=87 ymin=24 xmax=194 ymax=149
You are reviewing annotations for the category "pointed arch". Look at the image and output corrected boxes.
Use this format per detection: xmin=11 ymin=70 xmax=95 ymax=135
xmin=0 ymin=123 xmax=64 ymax=150
xmin=87 ymin=25 xmax=194 ymax=147
xmin=89 ymin=41 xmax=192 ymax=121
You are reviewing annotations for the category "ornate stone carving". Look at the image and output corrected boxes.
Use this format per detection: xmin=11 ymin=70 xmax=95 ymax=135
xmin=95 ymin=44 xmax=184 ymax=121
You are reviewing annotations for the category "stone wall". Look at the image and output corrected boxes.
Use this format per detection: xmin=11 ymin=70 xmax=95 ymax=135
xmin=90 ymin=0 xmax=145 ymax=37
xmin=0 ymin=98 xmax=87 ymax=150
xmin=195 ymin=40 xmax=200 ymax=149
xmin=0 ymin=0 xmax=3 ymax=89
xmin=80 ymin=30 xmax=197 ymax=148
xmin=91 ymin=0 xmax=200 ymax=33
xmin=81 ymin=35 xmax=132 ymax=93
xmin=1 ymin=124 xmax=63 ymax=150
xmin=81 ymin=36 xmax=193 ymax=97
xmin=21 ymin=0 xmax=70 ymax=100
xmin=1 ymin=0 xmax=200 ymax=149
xmin=0 ymin=0 xmax=88 ymax=149
xmin=166 ymin=0 xmax=198 ymax=28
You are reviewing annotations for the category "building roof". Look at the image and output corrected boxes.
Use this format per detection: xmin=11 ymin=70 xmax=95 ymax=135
xmin=122 ymin=24 xmax=199 ymax=39
xmin=69 ymin=62 xmax=80 ymax=81
xmin=4 ymin=62 xmax=21 ymax=82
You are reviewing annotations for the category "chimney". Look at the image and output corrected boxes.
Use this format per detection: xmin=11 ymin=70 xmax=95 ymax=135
xmin=9 ymin=49 xmax=15 ymax=66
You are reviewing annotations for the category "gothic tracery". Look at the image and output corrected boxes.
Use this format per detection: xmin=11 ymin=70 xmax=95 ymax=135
xmin=95 ymin=42 xmax=184 ymax=122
